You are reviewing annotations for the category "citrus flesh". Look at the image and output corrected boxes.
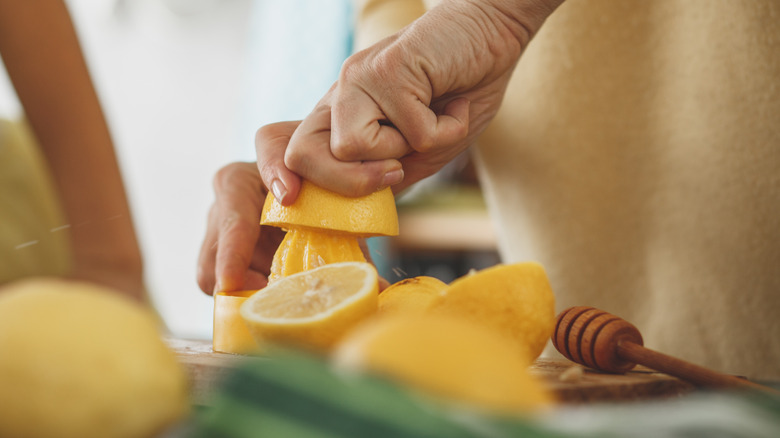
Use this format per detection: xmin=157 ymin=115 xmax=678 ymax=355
xmin=0 ymin=278 xmax=189 ymax=438
xmin=428 ymin=262 xmax=556 ymax=363
xmin=378 ymin=276 xmax=446 ymax=315
xmin=333 ymin=314 xmax=554 ymax=415
xmin=217 ymin=182 xmax=396 ymax=355
xmin=261 ymin=181 xmax=398 ymax=283
xmin=240 ymin=262 xmax=379 ymax=352
xmin=268 ymin=227 xmax=366 ymax=283
xmin=261 ymin=180 xmax=399 ymax=237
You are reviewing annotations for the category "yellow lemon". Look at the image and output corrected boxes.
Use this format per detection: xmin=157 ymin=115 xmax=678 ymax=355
xmin=240 ymin=262 xmax=379 ymax=352
xmin=212 ymin=290 xmax=261 ymax=355
xmin=0 ymin=278 xmax=189 ymax=438
xmin=215 ymin=182 xmax=396 ymax=353
xmin=333 ymin=314 xmax=554 ymax=415
xmin=429 ymin=262 xmax=556 ymax=362
xmin=261 ymin=180 xmax=398 ymax=236
xmin=269 ymin=227 xmax=367 ymax=280
xmin=378 ymin=276 xmax=446 ymax=315
xmin=261 ymin=181 xmax=398 ymax=283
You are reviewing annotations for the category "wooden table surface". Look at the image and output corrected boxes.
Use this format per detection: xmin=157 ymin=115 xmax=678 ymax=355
xmin=168 ymin=338 xmax=694 ymax=406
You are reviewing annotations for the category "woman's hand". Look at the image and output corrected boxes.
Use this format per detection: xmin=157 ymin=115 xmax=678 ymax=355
xmin=197 ymin=156 xmax=392 ymax=294
xmin=197 ymin=162 xmax=285 ymax=294
xmin=258 ymin=0 xmax=563 ymax=202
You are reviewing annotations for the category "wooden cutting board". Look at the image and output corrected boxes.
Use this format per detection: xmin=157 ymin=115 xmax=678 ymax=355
xmin=168 ymin=338 xmax=694 ymax=406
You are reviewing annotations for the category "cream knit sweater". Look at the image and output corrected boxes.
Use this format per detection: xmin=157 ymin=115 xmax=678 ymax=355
xmin=357 ymin=0 xmax=780 ymax=380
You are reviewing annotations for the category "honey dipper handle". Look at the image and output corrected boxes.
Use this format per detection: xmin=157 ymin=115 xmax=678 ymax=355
xmin=617 ymin=341 xmax=780 ymax=395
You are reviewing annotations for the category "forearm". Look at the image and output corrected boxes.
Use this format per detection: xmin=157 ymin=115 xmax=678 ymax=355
xmin=285 ymin=0 xmax=566 ymax=198
xmin=355 ymin=0 xmax=427 ymax=50
xmin=471 ymin=0 xmax=565 ymax=46
xmin=356 ymin=0 xmax=564 ymax=51
xmin=0 ymin=0 xmax=144 ymax=300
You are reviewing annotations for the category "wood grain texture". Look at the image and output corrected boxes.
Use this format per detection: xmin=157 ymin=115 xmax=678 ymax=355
xmin=167 ymin=338 xmax=694 ymax=406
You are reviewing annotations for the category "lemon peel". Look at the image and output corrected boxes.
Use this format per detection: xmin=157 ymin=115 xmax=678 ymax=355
xmin=0 ymin=278 xmax=189 ymax=438
xmin=378 ymin=276 xmax=447 ymax=315
xmin=334 ymin=314 xmax=554 ymax=415
xmin=429 ymin=262 xmax=556 ymax=362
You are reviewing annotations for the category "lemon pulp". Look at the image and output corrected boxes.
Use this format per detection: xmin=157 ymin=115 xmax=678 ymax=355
xmin=268 ymin=228 xmax=366 ymax=283
xmin=241 ymin=262 xmax=379 ymax=351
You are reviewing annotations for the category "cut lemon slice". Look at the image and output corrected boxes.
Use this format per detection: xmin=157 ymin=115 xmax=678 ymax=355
xmin=240 ymin=262 xmax=379 ymax=352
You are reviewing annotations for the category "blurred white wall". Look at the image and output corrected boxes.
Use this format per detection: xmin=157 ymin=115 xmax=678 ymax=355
xmin=0 ymin=0 xmax=353 ymax=338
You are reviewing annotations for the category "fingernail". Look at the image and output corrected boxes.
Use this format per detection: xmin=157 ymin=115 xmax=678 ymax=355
xmin=271 ymin=179 xmax=287 ymax=204
xmin=380 ymin=168 xmax=404 ymax=190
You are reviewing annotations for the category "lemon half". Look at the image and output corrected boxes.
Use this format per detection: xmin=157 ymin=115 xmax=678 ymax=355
xmin=240 ymin=262 xmax=379 ymax=352
xmin=378 ymin=276 xmax=447 ymax=315
xmin=334 ymin=314 xmax=554 ymax=415
xmin=261 ymin=181 xmax=398 ymax=237
xmin=261 ymin=181 xmax=398 ymax=283
xmin=430 ymin=262 xmax=556 ymax=362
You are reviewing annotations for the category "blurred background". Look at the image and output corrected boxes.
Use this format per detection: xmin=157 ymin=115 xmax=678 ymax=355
xmin=0 ymin=0 xmax=497 ymax=339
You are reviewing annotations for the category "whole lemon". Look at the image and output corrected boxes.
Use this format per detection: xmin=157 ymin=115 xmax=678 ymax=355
xmin=333 ymin=314 xmax=554 ymax=415
xmin=0 ymin=278 xmax=189 ymax=438
xmin=378 ymin=276 xmax=447 ymax=315
xmin=429 ymin=262 xmax=556 ymax=362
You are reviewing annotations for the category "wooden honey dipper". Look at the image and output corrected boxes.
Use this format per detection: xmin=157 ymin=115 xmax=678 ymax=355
xmin=553 ymin=306 xmax=779 ymax=394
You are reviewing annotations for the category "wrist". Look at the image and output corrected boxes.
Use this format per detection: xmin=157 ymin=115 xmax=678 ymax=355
xmin=468 ymin=0 xmax=564 ymax=47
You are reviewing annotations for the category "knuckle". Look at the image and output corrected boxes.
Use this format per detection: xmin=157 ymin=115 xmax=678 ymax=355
xmin=218 ymin=211 xmax=239 ymax=231
xmin=254 ymin=121 xmax=287 ymax=143
xmin=212 ymin=162 xmax=244 ymax=192
xmin=255 ymin=164 xmax=274 ymax=187
xmin=368 ymin=50 xmax=400 ymax=81
xmin=410 ymin=130 xmax=436 ymax=152
xmin=223 ymin=248 xmax=250 ymax=269
xmin=331 ymin=133 xmax=364 ymax=161
xmin=342 ymin=49 xmax=396 ymax=86
xmin=254 ymin=125 xmax=269 ymax=144
xmin=218 ymin=211 xmax=251 ymax=235
xmin=283 ymin=146 xmax=307 ymax=174
xmin=256 ymin=159 xmax=277 ymax=184
xmin=339 ymin=55 xmax=368 ymax=84
xmin=350 ymin=173 xmax=384 ymax=197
